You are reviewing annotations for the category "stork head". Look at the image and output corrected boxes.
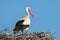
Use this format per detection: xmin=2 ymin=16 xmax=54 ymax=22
xmin=25 ymin=7 xmax=33 ymax=17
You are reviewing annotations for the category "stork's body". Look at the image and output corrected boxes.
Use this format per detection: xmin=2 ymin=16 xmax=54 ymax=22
xmin=13 ymin=7 xmax=33 ymax=34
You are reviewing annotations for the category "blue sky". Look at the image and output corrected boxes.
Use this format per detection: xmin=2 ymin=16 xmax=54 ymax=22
xmin=0 ymin=0 xmax=60 ymax=40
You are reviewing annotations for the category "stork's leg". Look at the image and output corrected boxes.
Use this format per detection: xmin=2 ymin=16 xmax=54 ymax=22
xmin=22 ymin=31 xmax=24 ymax=34
xmin=25 ymin=27 xmax=29 ymax=34
xmin=21 ymin=30 xmax=24 ymax=34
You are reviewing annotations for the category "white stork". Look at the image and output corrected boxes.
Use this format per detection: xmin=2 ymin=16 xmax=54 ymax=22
xmin=13 ymin=7 xmax=33 ymax=34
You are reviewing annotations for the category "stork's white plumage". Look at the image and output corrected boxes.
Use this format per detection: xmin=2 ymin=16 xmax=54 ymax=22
xmin=13 ymin=7 xmax=33 ymax=34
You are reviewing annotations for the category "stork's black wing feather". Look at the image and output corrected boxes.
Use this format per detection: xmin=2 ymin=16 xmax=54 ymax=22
xmin=15 ymin=20 xmax=24 ymax=27
xmin=13 ymin=20 xmax=24 ymax=34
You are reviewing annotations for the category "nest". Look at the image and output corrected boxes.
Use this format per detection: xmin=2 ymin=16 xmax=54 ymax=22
xmin=0 ymin=31 xmax=54 ymax=40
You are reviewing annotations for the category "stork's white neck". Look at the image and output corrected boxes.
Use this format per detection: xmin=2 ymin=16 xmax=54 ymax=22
xmin=20 ymin=15 xmax=30 ymax=20
xmin=23 ymin=16 xmax=30 ymax=20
